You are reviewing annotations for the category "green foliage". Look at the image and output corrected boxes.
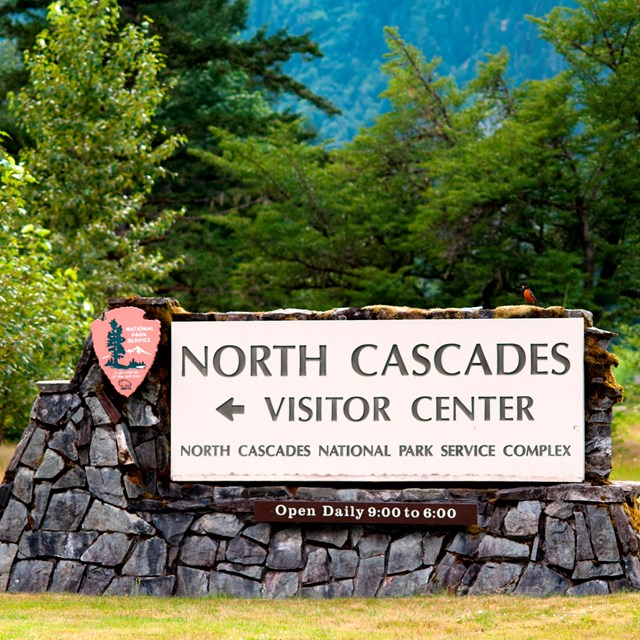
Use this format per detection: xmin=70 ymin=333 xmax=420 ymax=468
xmin=247 ymin=0 xmax=571 ymax=144
xmin=135 ymin=0 xmax=337 ymax=311
xmin=612 ymin=324 xmax=640 ymax=435
xmin=0 ymin=0 xmax=184 ymax=438
xmin=0 ymin=148 xmax=90 ymax=440
xmin=10 ymin=0 xmax=185 ymax=310
xmin=203 ymin=2 xmax=640 ymax=321
xmin=201 ymin=118 xmax=425 ymax=309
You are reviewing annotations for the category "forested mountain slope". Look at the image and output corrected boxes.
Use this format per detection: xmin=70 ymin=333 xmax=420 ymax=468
xmin=248 ymin=0 xmax=575 ymax=142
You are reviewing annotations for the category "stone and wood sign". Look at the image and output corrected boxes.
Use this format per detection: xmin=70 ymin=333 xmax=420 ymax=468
xmin=1 ymin=297 xmax=639 ymax=597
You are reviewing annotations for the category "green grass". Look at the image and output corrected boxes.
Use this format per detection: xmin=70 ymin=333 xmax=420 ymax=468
xmin=1 ymin=592 xmax=640 ymax=640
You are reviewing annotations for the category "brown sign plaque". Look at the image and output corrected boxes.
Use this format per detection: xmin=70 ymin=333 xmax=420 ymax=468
xmin=254 ymin=501 xmax=477 ymax=526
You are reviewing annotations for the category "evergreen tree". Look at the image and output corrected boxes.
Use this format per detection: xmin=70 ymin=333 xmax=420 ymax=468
xmin=200 ymin=1 xmax=640 ymax=322
xmin=106 ymin=320 xmax=126 ymax=368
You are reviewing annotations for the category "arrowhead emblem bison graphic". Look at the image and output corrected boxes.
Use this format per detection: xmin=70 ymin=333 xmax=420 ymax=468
xmin=91 ymin=307 xmax=161 ymax=397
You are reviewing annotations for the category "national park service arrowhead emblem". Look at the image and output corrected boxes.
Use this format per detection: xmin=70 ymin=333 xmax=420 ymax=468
xmin=91 ymin=307 xmax=161 ymax=397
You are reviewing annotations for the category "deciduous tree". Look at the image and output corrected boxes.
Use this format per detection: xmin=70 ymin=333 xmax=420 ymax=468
xmin=10 ymin=0 xmax=184 ymax=309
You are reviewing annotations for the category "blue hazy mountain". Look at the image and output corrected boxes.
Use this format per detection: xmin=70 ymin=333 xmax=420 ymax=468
xmin=247 ymin=0 xmax=576 ymax=144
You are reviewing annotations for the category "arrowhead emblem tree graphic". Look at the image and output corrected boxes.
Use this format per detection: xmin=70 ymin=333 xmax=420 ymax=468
xmin=91 ymin=307 xmax=161 ymax=396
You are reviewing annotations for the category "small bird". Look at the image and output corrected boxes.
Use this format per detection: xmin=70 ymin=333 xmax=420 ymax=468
xmin=521 ymin=284 xmax=538 ymax=306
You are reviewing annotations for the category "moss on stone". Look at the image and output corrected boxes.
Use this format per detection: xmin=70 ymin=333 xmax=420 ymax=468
xmin=493 ymin=305 xmax=567 ymax=319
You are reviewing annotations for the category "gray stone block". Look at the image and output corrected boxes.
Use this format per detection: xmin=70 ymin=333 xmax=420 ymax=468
xmin=50 ymin=560 xmax=85 ymax=593
xmin=33 ymin=393 xmax=81 ymax=426
xmin=218 ymin=562 xmax=264 ymax=581
xmin=388 ymin=532 xmax=423 ymax=574
xmin=305 ymin=527 xmax=349 ymax=548
xmin=295 ymin=487 xmax=338 ymax=501
xmin=243 ymin=523 xmax=271 ymax=545
xmin=140 ymin=381 xmax=161 ymax=405
xmin=105 ymin=576 xmax=175 ymax=596
xmin=623 ymin=554 xmax=640 ymax=590
xmin=477 ymin=535 xmax=530 ymax=560
xmin=610 ymin=504 xmax=640 ymax=555
xmin=11 ymin=467 xmax=34 ymax=504
xmin=586 ymin=505 xmax=620 ymax=562
xmin=90 ymin=427 xmax=119 ymax=466
xmin=568 ymin=580 xmax=610 ymax=596
xmin=543 ymin=517 xmax=575 ymax=570
xmin=123 ymin=476 xmax=142 ymax=500
xmin=447 ymin=531 xmax=482 ymax=558
xmin=34 ymin=449 xmax=65 ymax=480
xmin=574 ymin=511 xmax=595 ymax=561
xmin=82 ymin=501 xmax=154 ymax=534
xmin=354 ymin=555 xmax=385 ymax=596
xmin=19 ymin=531 xmax=98 ymax=559
xmin=0 ymin=499 xmax=28 ymax=542
xmin=80 ymin=532 xmax=131 ymax=565
xmin=458 ymin=564 xmax=482 ymax=595
xmin=115 ymin=423 xmax=138 ymax=466
xmin=544 ymin=501 xmax=575 ymax=520
xmin=21 ymin=428 xmax=48 ymax=469
xmin=546 ymin=484 xmax=624 ymax=503
xmin=357 ymin=533 xmax=390 ymax=559
xmin=572 ymin=560 xmax=623 ymax=580
xmin=378 ymin=568 xmax=432 ymax=597
xmin=226 ymin=535 xmax=267 ymax=565
xmin=122 ymin=538 xmax=167 ymax=576
xmin=124 ymin=397 xmax=160 ymax=427
xmin=152 ymin=513 xmax=194 ymax=545
xmin=86 ymin=466 xmax=126 ymax=507
xmin=156 ymin=436 xmax=170 ymax=472
xmin=134 ymin=440 xmax=156 ymax=470
xmin=176 ymin=566 xmax=209 ymax=597
xmin=431 ymin=552 xmax=467 ymax=592
xmin=303 ymin=547 xmax=329 ymax=585
xmin=42 ymin=490 xmax=91 ymax=531
xmin=191 ymin=513 xmax=243 ymax=538
xmin=503 ymin=503 xmax=540 ymax=538
xmin=80 ymin=364 xmax=104 ymax=394
xmin=302 ymin=579 xmax=354 ymax=598
xmin=329 ymin=549 xmax=358 ymax=579
xmin=209 ymin=571 xmax=262 ymax=598
xmin=49 ymin=423 xmax=79 ymax=461
xmin=401 ymin=488 xmax=451 ymax=501
xmin=180 ymin=535 xmax=218 ymax=567
xmin=52 ymin=466 xmax=87 ymax=490
xmin=468 ymin=562 xmax=523 ymax=595
xmin=514 ymin=563 xmax=569 ymax=596
xmin=8 ymin=559 xmax=54 ymax=593
xmin=32 ymin=483 xmax=52 ymax=529
xmin=423 ymin=535 xmax=445 ymax=565
xmin=81 ymin=567 xmax=115 ymax=595
xmin=85 ymin=397 xmax=112 ymax=426
xmin=0 ymin=542 xmax=18 ymax=591
xmin=264 ymin=571 xmax=299 ymax=598
xmin=267 ymin=528 xmax=303 ymax=570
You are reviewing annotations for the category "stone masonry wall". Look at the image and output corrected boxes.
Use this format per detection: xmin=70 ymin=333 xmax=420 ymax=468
xmin=0 ymin=297 xmax=636 ymax=597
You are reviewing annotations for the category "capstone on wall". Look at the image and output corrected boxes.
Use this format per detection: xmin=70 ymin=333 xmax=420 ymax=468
xmin=0 ymin=297 xmax=636 ymax=597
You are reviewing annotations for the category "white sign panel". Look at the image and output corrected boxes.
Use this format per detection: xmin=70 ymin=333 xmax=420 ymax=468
xmin=170 ymin=318 xmax=584 ymax=482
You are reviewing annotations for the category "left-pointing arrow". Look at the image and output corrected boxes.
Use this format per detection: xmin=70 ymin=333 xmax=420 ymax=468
xmin=216 ymin=397 xmax=245 ymax=421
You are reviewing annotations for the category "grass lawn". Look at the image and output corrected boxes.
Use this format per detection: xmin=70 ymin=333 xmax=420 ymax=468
xmin=1 ymin=592 xmax=640 ymax=640
xmin=611 ymin=415 xmax=640 ymax=481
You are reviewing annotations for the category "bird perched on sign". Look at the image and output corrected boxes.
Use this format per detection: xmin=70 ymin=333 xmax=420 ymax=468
xmin=521 ymin=284 xmax=538 ymax=306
